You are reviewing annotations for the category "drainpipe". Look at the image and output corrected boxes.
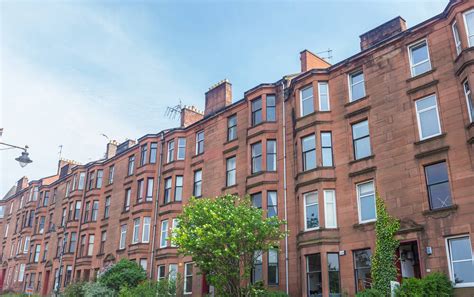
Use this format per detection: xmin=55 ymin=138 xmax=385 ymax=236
xmin=281 ymin=79 xmax=289 ymax=295
xmin=149 ymin=131 xmax=165 ymax=279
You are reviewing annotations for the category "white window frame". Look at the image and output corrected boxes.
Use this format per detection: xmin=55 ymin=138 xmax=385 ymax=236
xmin=160 ymin=220 xmax=169 ymax=248
xmin=87 ymin=235 xmax=94 ymax=256
xmin=169 ymin=264 xmax=178 ymax=281
xmin=452 ymin=21 xmax=462 ymax=55
xmin=157 ymin=265 xmax=166 ymax=281
xmin=171 ymin=218 xmax=178 ymax=247
xmin=119 ymin=225 xmax=127 ymax=250
xmin=303 ymin=191 xmax=319 ymax=231
xmin=463 ymin=9 xmax=474 ymax=47
xmin=407 ymin=39 xmax=432 ymax=77
xmin=348 ymin=71 xmax=365 ymax=102
xmin=415 ymin=94 xmax=442 ymax=141
xmin=318 ymin=81 xmax=330 ymax=111
xmin=167 ymin=140 xmax=174 ymax=163
xmin=132 ymin=218 xmax=140 ymax=244
xmin=445 ymin=235 xmax=474 ymax=288
xmin=324 ymin=190 xmax=338 ymax=228
xmin=4 ymin=223 xmax=8 ymax=238
xmin=356 ymin=180 xmax=377 ymax=224
xmin=177 ymin=137 xmax=186 ymax=160
xmin=184 ymin=262 xmax=193 ymax=295
xmin=142 ymin=217 xmax=151 ymax=243
xmin=463 ymin=80 xmax=474 ymax=123
xmin=18 ymin=264 xmax=25 ymax=282
xmin=23 ymin=236 xmax=30 ymax=254
xmin=300 ymin=85 xmax=314 ymax=117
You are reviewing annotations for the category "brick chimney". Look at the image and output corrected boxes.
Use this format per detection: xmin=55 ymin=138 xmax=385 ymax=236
xmin=106 ymin=140 xmax=118 ymax=159
xmin=300 ymin=50 xmax=331 ymax=72
xmin=180 ymin=105 xmax=204 ymax=128
xmin=204 ymin=79 xmax=232 ymax=117
xmin=57 ymin=159 xmax=81 ymax=177
xmin=16 ymin=177 xmax=29 ymax=193
xmin=360 ymin=16 xmax=407 ymax=51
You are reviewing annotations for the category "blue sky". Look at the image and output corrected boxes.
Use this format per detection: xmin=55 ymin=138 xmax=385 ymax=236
xmin=1 ymin=0 xmax=447 ymax=196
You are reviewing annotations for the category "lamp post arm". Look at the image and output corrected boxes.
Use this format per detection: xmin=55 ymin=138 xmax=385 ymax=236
xmin=0 ymin=142 xmax=27 ymax=151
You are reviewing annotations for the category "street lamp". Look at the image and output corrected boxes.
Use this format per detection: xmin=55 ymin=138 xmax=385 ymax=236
xmin=0 ymin=142 xmax=33 ymax=167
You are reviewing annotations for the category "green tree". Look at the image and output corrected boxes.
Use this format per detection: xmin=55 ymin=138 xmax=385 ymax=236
xmin=171 ymin=194 xmax=286 ymax=296
xmin=371 ymin=193 xmax=400 ymax=296
xmin=98 ymin=258 xmax=147 ymax=292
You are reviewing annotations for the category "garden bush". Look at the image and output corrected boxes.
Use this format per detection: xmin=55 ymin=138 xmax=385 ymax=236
xmin=83 ymin=282 xmax=116 ymax=297
xmin=355 ymin=288 xmax=382 ymax=297
xmin=98 ymin=258 xmax=147 ymax=292
xmin=118 ymin=279 xmax=178 ymax=297
xmin=396 ymin=272 xmax=453 ymax=297
xmin=63 ymin=281 xmax=86 ymax=297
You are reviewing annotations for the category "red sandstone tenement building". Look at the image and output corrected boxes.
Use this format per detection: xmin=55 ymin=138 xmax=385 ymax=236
xmin=1 ymin=0 xmax=474 ymax=296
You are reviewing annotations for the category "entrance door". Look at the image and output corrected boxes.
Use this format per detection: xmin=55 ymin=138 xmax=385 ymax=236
xmin=397 ymin=241 xmax=421 ymax=282
xmin=42 ymin=271 xmax=50 ymax=296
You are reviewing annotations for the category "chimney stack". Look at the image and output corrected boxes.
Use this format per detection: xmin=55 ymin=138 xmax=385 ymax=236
xmin=204 ymin=79 xmax=232 ymax=117
xmin=359 ymin=16 xmax=407 ymax=51
xmin=16 ymin=177 xmax=29 ymax=193
xmin=106 ymin=140 xmax=118 ymax=159
xmin=300 ymin=50 xmax=331 ymax=72
xmin=180 ymin=105 xmax=204 ymax=128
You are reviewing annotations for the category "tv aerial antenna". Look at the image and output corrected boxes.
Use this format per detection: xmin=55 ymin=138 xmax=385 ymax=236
xmin=317 ymin=48 xmax=333 ymax=62
xmin=165 ymin=100 xmax=183 ymax=121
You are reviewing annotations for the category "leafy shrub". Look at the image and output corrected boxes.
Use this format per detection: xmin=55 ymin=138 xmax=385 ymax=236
xmin=63 ymin=281 xmax=85 ymax=297
xmin=355 ymin=288 xmax=382 ymax=297
xmin=396 ymin=272 xmax=453 ymax=297
xmin=83 ymin=282 xmax=116 ymax=297
xmin=395 ymin=277 xmax=423 ymax=297
xmin=118 ymin=279 xmax=178 ymax=297
xmin=98 ymin=259 xmax=147 ymax=292
xmin=239 ymin=282 xmax=288 ymax=297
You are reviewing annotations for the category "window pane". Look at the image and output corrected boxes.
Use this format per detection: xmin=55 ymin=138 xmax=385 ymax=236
xmin=352 ymin=121 xmax=369 ymax=139
xmin=252 ymin=98 xmax=262 ymax=111
xmin=451 ymin=237 xmax=473 ymax=261
xmin=302 ymin=135 xmax=316 ymax=151
xmin=306 ymin=204 xmax=319 ymax=229
xmin=466 ymin=11 xmax=474 ymax=42
xmin=251 ymin=193 xmax=262 ymax=209
xmin=301 ymin=86 xmax=313 ymax=100
xmin=322 ymin=148 xmax=333 ymax=167
xmin=419 ymin=109 xmax=441 ymax=139
xmin=328 ymin=253 xmax=339 ymax=271
xmin=351 ymin=72 xmax=364 ymax=85
xmin=358 ymin=182 xmax=374 ymax=196
xmin=413 ymin=61 xmax=431 ymax=77
xmin=355 ymin=249 xmax=372 ymax=268
xmin=453 ymin=262 xmax=474 ymax=284
xmin=360 ymin=195 xmax=376 ymax=221
xmin=355 ymin=137 xmax=371 ymax=159
xmin=321 ymin=133 xmax=331 ymax=146
xmin=304 ymin=152 xmax=316 ymax=170
xmin=411 ymin=42 xmax=429 ymax=65
xmin=267 ymin=192 xmax=277 ymax=207
xmin=425 ymin=162 xmax=449 ymax=185
xmin=429 ymin=182 xmax=452 ymax=209
xmin=302 ymin=98 xmax=314 ymax=116
xmin=416 ymin=95 xmax=436 ymax=110
xmin=307 ymin=254 xmax=321 ymax=271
